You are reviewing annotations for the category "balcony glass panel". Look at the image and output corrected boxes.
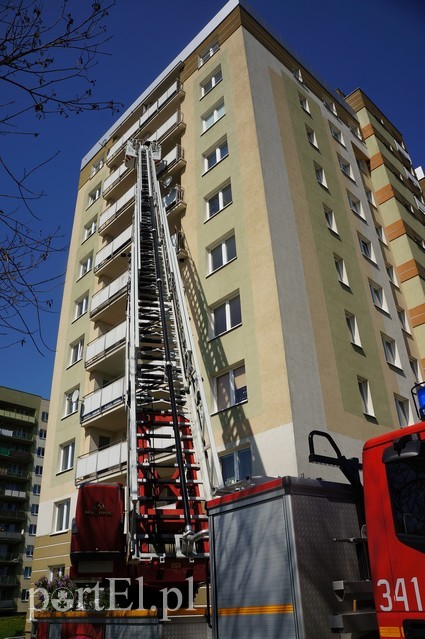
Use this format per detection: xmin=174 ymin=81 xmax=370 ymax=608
xmin=163 ymin=185 xmax=184 ymax=212
xmin=81 ymin=377 xmax=125 ymax=421
xmin=90 ymin=272 xmax=128 ymax=315
xmin=94 ymin=226 xmax=132 ymax=271
xmin=100 ymin=186 xmax=135 ymax=230
xmin=75 ymin=440 xmax=127 ymax=482
xmin=103 ymin=163 xmax=131 ymax=194
xmin=85 ymin=321 xmax=126 ymax=365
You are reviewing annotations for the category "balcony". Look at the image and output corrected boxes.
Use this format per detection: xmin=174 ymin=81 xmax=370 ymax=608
xmin=156 ymin=145 xmax=186 ymax=178
xmin=100 ymin=185 xmax=135 ymax=237
xmin=103 ymin=162 xmax=134 ymax=200
xmin=85 ymin=321 xmax=126 ymax=376
xmin=0 ymin=554 xmax=21 ymax=564
xmin=0 ymin=488 xmax=27 ymax=500
xmin=94 ymin=226 xmax=132 ymax=278
xmin=394 ymin=139 xmax=411 ymax=163
xmin=0 ymin=509 xmax=26 ymax=521
xmin=414 ymin=196 xmax=425 ymax=217
xmin=0 ymin=576 xmax=18 ymax=586
xmin=90 ymin=272 xmax=128 ymax=324
xmin=163 ymin=185 xmax=186 ymax=216
xmin=0 ymin=448 xmax=32 ymax=462
xmin=0 ymin=468 xmax=29 ymax=482
xmin=0 ymin=599 xmax=16 ymax=610
xmin=106 ymin=80 xmax=184 ymax=164
xmin=75 ymin=440 xmax=127 ymax=484
xmin=0 ymin=428 xmax=34 ymax=443
xmin=0 ymin=531 xmax=23 ymax=542
xmin=81 ymin=377 xmax=125 ymax=428
xmin=147 ymin=110 xmax=185 ymax=146
xmin=0 ymin=408 xmax=35 ymax=425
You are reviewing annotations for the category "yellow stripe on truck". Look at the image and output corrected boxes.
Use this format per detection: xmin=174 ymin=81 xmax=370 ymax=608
xmin=379 ymin=627 xmax=401 ymax=638
xmin=218 ymin=604 xmax=294 ymax=616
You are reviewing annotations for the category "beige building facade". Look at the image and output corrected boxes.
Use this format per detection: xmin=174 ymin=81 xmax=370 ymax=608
xmin=32 ymin=0 xmax=424 ymax=590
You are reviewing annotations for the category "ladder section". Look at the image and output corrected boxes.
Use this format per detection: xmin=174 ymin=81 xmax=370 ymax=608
xmin=126 ymin=142 xmax=221 ymax=570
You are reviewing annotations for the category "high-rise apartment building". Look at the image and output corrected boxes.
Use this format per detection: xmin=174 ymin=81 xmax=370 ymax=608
xmin=32 ymin=0 xmax=424 ymax=590
xmin=0 ymin=386 xmax=48 ymax=615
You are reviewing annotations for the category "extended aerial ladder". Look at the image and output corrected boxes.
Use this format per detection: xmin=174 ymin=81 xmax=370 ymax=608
xmin=124 ymin=140 xmax=223 ymax=593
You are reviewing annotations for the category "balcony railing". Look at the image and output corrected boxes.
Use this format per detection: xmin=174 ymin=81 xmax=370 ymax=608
xmin=75 ymin=440 xmax=127 ymax=483
xmin=0 ymin=448 xmax=32 ymax=460
xmin=94 ymin=226 xmax=132 ymax=272
xmin=0 ymin=488 xmax=27 ymax=499
xmin=85 ymin=321 xmax=126 ymax=367
xmin=163 ymin=185 xmax=185 ymax=213
xmin=103 ymin=163 xmax=132 ymax=196
xmin=81 ymin=377 xmax=125 ymax=422
xmin=107 ymin=80 xmax=182 ymax=162
xmin=0 ymin=408 xmax=35 ymax=424
xmin=0 ymin=428 xmax=33 ymax=442
xmin=146 ymin=110 xmax=184 ymax=144
xmin=0 ymin=531 xmax=22 ymax=542
xmin=0 ymin=554 xmax=21 ymax=563
xmin=0 ymin=599 xmax=16 ymax=609
xmin=156 ymin=144 xmax=185 ymax=175
xmin=100 ymin=186 xmax=135 ymax=232
xmin=0 ymin=468 xmax=29 ymax=481
xmin=90 ymin=272 xmax=128 ymax=316
xmin=404 ymin=167 xmax=420 ymax=190
xmin=0 ymin=576 xmax=18 ymax=586
xmin=394 ymin=139 xmax=411 ymax=162
xmin=414 ymin=196 xmax=425 ymax=216
xmin=0 ymin=509 xmax=26 ymax=521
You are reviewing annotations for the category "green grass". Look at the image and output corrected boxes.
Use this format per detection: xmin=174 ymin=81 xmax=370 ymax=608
xmin=0 ymin=615 xmax=26 ymax=639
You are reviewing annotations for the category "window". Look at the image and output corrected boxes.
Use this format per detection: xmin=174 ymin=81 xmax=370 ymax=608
xmin=41 ymin=412 xmax=48 ymax=422
xmin=31 ymin=504 xmax=39 ymax=515
xmin=397 ymin=307 xmax=409 ymax=331
xmin=34 ymin=466 xmax=43 ymax=477
xmin=338 ymin=155 xmax=355 ymax=181
xmin=21 ymin=589 xmax=29 ymax=602
xmin=91 ymin=157 xmax=104 ymax=177
xmin=202 ymin=101 xmax=225 ymax=131
xmin=375 ymin=225 xmax=386 ymax=244
xmin=201 ymin=66 xmax=222 ymax=97
xmin=365 ymin=188 xmax=375 ymax=206
xmin=212 ymin=295 xmax=242 ymax=337
xmin=410 ymin=358 xmax=421 ymax=383
xmin=38 ymin=429 xmax=47 ymax=439
xmin=36 ymin=446 xmax=45 ymax=458
xmin=206 ymin=183 xmax=232 ymax=219
xmin=69 ymin=339 xmax=84 ymax=366
xmin=83 ymin=219 xmax=97 ymax=240
xmin=54 ymin=499 xmax=70 ymax=533
xmin=215 ymin=364 xmax=247 ymax=411
xmin=334 ymin=255 xmax=349 ymax=287
xmin=29 ymin=524 xmax=37 ymax=536
xmin=370 ymin=281 xmax=388 ymax=312
xmin=306 ymin=126 xmax=318 ymax=148
xmin=87 ymin=184 xmax=101 ymax=207
xmin=315 ymin=163 xmax=328 ymax=188
xmin=24 ymin=567 xmax=32 ymax=579
xmin=357 ymin=158 xmax=370 ymax=174
xmin=329 ymin=123 xmax=345 ymax=146
xmin=345 ymin=312 xmax=361 ymax=347
xmin=208 ymin=235 xmax=237 ymax=273
xmin=64 ymin=390 xmax=79 ymax=417
xmin=386 ymin=264 xmax=397 ymax=286
xmin=198 ymin=41 xmax=219 ymax=67
xmin=221 ymin=448 xmax=252 ymax=486
xmin=382 ymin=335 xmax=401 ymax=369
xmin=79 ymin=255 xmax=93 ymax=278
xmin=59 ymin=441 xmax=75 ymax=472
xmin=33 ymin=484 xmax=41 ymax=496
xmin=358 ymin=377 xmax=375 ymax=417
xmin=75 ymin=295 xmax=88 ymax=319
xmin=395 ymin=396 xmax=411 ymax=428
xmin=26 ymin=545 xmax=34 ymax=557
xmin=358 ymin=235 xmax=376 ymax=263
xmin=299 ymin=94 xmax=310 ymax=113
xmin=50 ymin=565 xmax=65 ymax=580
xmin=324 ymin=206 xmax=338 ymax=234
xmin=347 ymin=192 xmax=365 ymax=219
xmin=204 ymin=139 xmax=228 ymax=172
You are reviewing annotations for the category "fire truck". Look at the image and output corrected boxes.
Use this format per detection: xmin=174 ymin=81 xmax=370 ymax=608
xmin=32 ymin=142 xmax=425 ymax=639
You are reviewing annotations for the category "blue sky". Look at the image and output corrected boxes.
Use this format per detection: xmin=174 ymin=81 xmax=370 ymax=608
xmin=1 ymin=0 xmax=424 ymax=399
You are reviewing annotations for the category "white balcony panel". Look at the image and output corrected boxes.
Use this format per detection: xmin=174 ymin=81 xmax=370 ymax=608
xmin=86 ymin=321 xmax=126 ymax=364
xmin=404 ymin=167 xmax=420 ymax=190
xmin=163 ymin=185 xmax=184 ymax=211
xmin=147 ymin=111 xmax=182 ymax=143
xmin=94 ymin=226 xmax=132 ymax=270
xmin=415 ymin=196 xmax=425 ymax=215
xmin=3 ymin=489 xmax=26 ymax=499
xmin=91 ymin=272 xmax=128 ymax=314
xmin=76 ymin=440 xmax=127 ymax=482
xmin=394 ymin=139 xmax=411 ymax=162
xmin=107 ymin=119 xmax=140 ymax=161
xmin=103 ymin=163 xmax=131 ymax=193
xmin=100 ymin=186 xmax=135 ymax=229
xmin=81 ymin=377 xmax=125 ymax=421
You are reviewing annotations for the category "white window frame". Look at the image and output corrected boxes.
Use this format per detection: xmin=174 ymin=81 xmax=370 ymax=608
xmin=21 ymin=589 xmax=30 ymax=602
xmin=34 ymin=466 xmax=43 ymax=477
xmin=347 ymin=192 xmax=365 ymax=219
xmin=69 ymin=339 xmax=84 ymax=366
xmin=64 ymin=390 xmax=79 ymax=417
xmin=208 ymin=234 xmax=237 ymax=274
xmin=38 ymin=428 xmax=47 ymax=440
xmin=382 ymin=334 xmax=401 ymax=369
xmin=299 ymin=94 xmax=310 ymax=114
xmin=329 ymin=123 xmax=345 ymax=147
xmin=204 ymin=139 xmax=229 ymax=172
xmin=83 ymin=219 xmax=97 ymax=241
xmin=206 ymin=183 xmax=232 ymax=219
xmin=200 ymin=66 xmax=222 ymax=97
xmin=31 ymin=504 xmax=39 ymax=515
xmin=211 ymin=295 xmax=242 ymax=338
xmin=79 ymin=255 xmax=93 ymax=278
xmin=54 ymin=499 xmax=70 ymax=533
xmin=75 ymin=295 xmax=88 ymax=320
xmin=410 ymin=358 xmax=421 ymax=383
xmin=26 ymin=545 xmax=34 ymax=557
xmin=198 ymin=41 xmax=219 ymax=67
xmin=220 ymin=448 xmax=252 ymax=486
xmin=369 ymin=281 xmax=388 ymax=313
xmin=315 ymin=163 xmax=328 ymax=188
xmin=358 ymin=235 xmax=376 ymax=263
xmin=324 ymin=206 xmax=338 ymax=235
xmin=345 ymin=312 xmax=362 ymax=347
xmin=36 ymin=446 xmax=45 ymax=458
xmin=202 ymin=101 xmax=225 ymax=132
xmin=306 ymin=126 xmax=318 ymax=148
xmin=395 ymin=396 xmax=411 ymax=428
xmin=28 ymin=524 xmax=37 ymax=536
xmin=33 ymin=484 xmax=41 ymax=496
xmin=24 ymin=567 xmax=32 ymax=579
xmin=91 ymin=157 xmax=104 ymax=177
xmin=358 ymin=377 xmax=375 ymax=417
xmin=365 ymin=188 xmax=376 ymax=206
xmin=59 ymin=441 xmax=75 ymax=473
xmin=335 ymin=255 xmax=349 ymax=287
xmin=338 ymin=155 xmax=355 ymax=181
xmin=215 ymin=364 xmax=247 ymax=412
xmin=87 ymin=184 xmax=101 ymax=208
